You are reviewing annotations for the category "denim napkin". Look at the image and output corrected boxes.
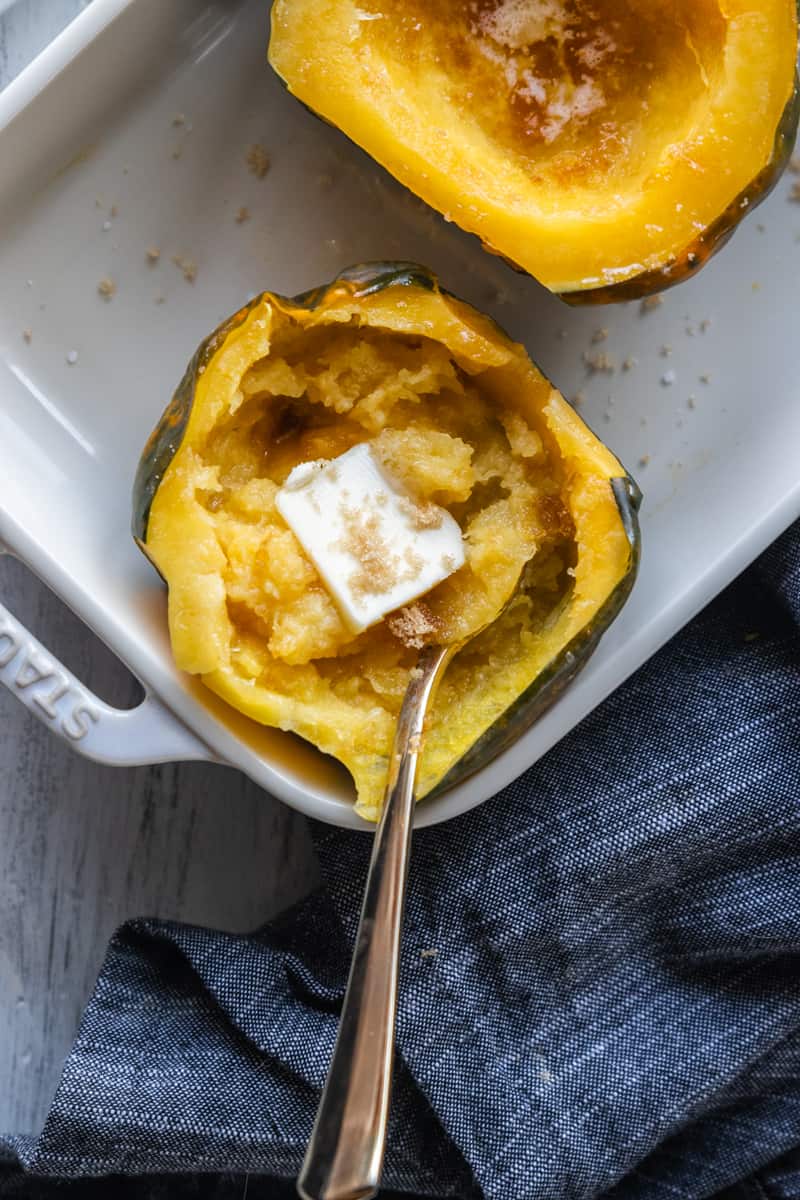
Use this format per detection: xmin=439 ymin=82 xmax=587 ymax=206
xmin=2 ymin=519 xmax=799 ymax=1200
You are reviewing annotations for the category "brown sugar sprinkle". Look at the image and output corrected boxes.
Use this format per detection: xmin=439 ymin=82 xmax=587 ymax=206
xmin=590 ymin=328 xmax=609 ymax=344
xmin=22 ymin=329 xmax=32 ymax=344
xmin=571 ymin=390 xmax=586 ymax=407
xmin=145 ymin=246 xmax=161 ymax=265
xmin=403 ymin=545 xmax=425 ymax=578
xmin=246 ymin=143 xmax=271 ymax=179
xmin=622 ymin=357 xmax=637 ymax=372
xmin=789 ymin=181 xmax=800 ymax=203
xmin=339 ymin=508 xmax=398 ymax=597
xmin=638 ymin=454 xmax=651 ymax=468
xmin=110 ymin=204 xmax=119 ymax=218
xmin=172 ymin=254 xmax=197 ymax=283
xmin=235 ymin=206 xmax=250 ymax=224
xmin=640 ymin=294 xmax=664 ymax=314
xmin=387 ymin=603 xmax=443 ymax=650
xmin=97 ymin=277 xmax=116 ymax=301
xmin=397 ymin=495 xmax=444 ymax=531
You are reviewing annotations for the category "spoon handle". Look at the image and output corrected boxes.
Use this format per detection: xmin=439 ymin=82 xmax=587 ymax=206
xmin=297 ymin=643 xmax=454 ymax=1200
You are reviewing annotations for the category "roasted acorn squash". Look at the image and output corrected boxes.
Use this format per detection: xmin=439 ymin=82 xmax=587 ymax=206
xmin=269 ymin=1 xmax=799 ymax=302
xmin=133 ymin=265 xmax=640 ymax=820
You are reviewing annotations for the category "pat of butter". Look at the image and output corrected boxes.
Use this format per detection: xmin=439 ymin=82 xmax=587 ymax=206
xmin=275 ymin=443 xmax=465 ymax=633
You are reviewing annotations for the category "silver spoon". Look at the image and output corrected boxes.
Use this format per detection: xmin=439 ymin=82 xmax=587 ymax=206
xmin=297 ymin=639 xmax=458 ymax=1200
xmin=297 ymin=473 xmax=641 ymax=1198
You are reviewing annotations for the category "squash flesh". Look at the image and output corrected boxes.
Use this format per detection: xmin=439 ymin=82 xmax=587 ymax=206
xmin=269 ymin=0 xmax=798 ymax=295
xmin=144 ymin=279 xmax=633 ymax=820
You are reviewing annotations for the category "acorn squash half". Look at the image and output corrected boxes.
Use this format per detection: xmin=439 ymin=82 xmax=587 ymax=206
xmin=268 ymin=1 xmax=799 ymax=302
xmin=133 ymin=265 xmax=640 ymax=820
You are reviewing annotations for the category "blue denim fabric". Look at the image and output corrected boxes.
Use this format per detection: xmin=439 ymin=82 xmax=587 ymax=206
xmin=2 ymin=520 xmax=799 ymax=1199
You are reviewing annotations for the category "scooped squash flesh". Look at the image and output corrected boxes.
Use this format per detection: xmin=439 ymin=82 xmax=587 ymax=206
xmin=134 ymin=266 xmax=639 ymax=820
xmin=268 ymin=0 xmax=799 ymax=300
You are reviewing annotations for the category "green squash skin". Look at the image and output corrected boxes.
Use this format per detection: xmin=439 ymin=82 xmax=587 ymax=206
xmin=132 ymin=303 xmax=260 ymax=557
xmin=132 ymin=263 xmax=641 ymax=801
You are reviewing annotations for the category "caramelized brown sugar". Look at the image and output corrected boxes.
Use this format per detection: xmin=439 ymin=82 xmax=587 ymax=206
xmin=270 ymin=2 xmax=797 ymax=293
xmin=360 ymin=0 xmax=727 ymax=194
xmin=143 ymin=278 xmax=634 ymax=818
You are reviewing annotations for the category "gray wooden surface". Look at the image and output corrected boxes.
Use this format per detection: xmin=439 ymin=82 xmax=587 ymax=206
xmin=0 ymin=0 xmax=319 ymax=1137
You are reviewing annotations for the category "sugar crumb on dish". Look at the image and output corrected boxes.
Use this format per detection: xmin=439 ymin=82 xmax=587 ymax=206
xmin=639 ymin=294 xmax=663 ymax=313
xmin=171 ymin=254 xmax=197 ymax=283
xmin=789 ymin=155 xmax=800 ymax=174
xmin=688 ymin=395 xmax=697 ymax=409
xmin=789 ymin=180 xmax=800 ymax=202
xmin=235 ymin=206 xmax=251 ymax=224
xmin=638 ymin=454 xmax=651 ymax=468
xmin=22 ymin=329 xmax=32 ymax=344
xmin=66 ymin=349 xmax=79 ymax=365
xmin=172 ymin=113 xmax=186 ymax=127
xmin=622 ymin=356 xmax=637 ymax=372
xmin=570 ymin=390 xmax=586 ymax=407
xmin=590 ymin=327 xmax=608 ymax=344
xmin=145 ymin=246 xmax=161 ymax=264
xmin=659 ymin=344 xmax=672 ymax=357
xmin=246 ymin=143 xmax=271 ymax=179
xmin=97 ymin=277 xmax=116 ymax=301
xmin=583 ymin=349 xmax=616 ymax=374
xmin=699 ymin=373 xmax=712 ymax=384
xmin=661 ymin=369 xmax=676 ymax=387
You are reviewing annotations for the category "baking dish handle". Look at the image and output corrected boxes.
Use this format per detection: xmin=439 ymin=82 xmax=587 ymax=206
xmin=0 ymin=598 xmax=213 ymax=767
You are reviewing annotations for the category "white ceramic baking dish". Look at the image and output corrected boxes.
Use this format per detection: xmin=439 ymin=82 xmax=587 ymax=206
xmin=1 ymin=0 xmax=798 ymax=830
